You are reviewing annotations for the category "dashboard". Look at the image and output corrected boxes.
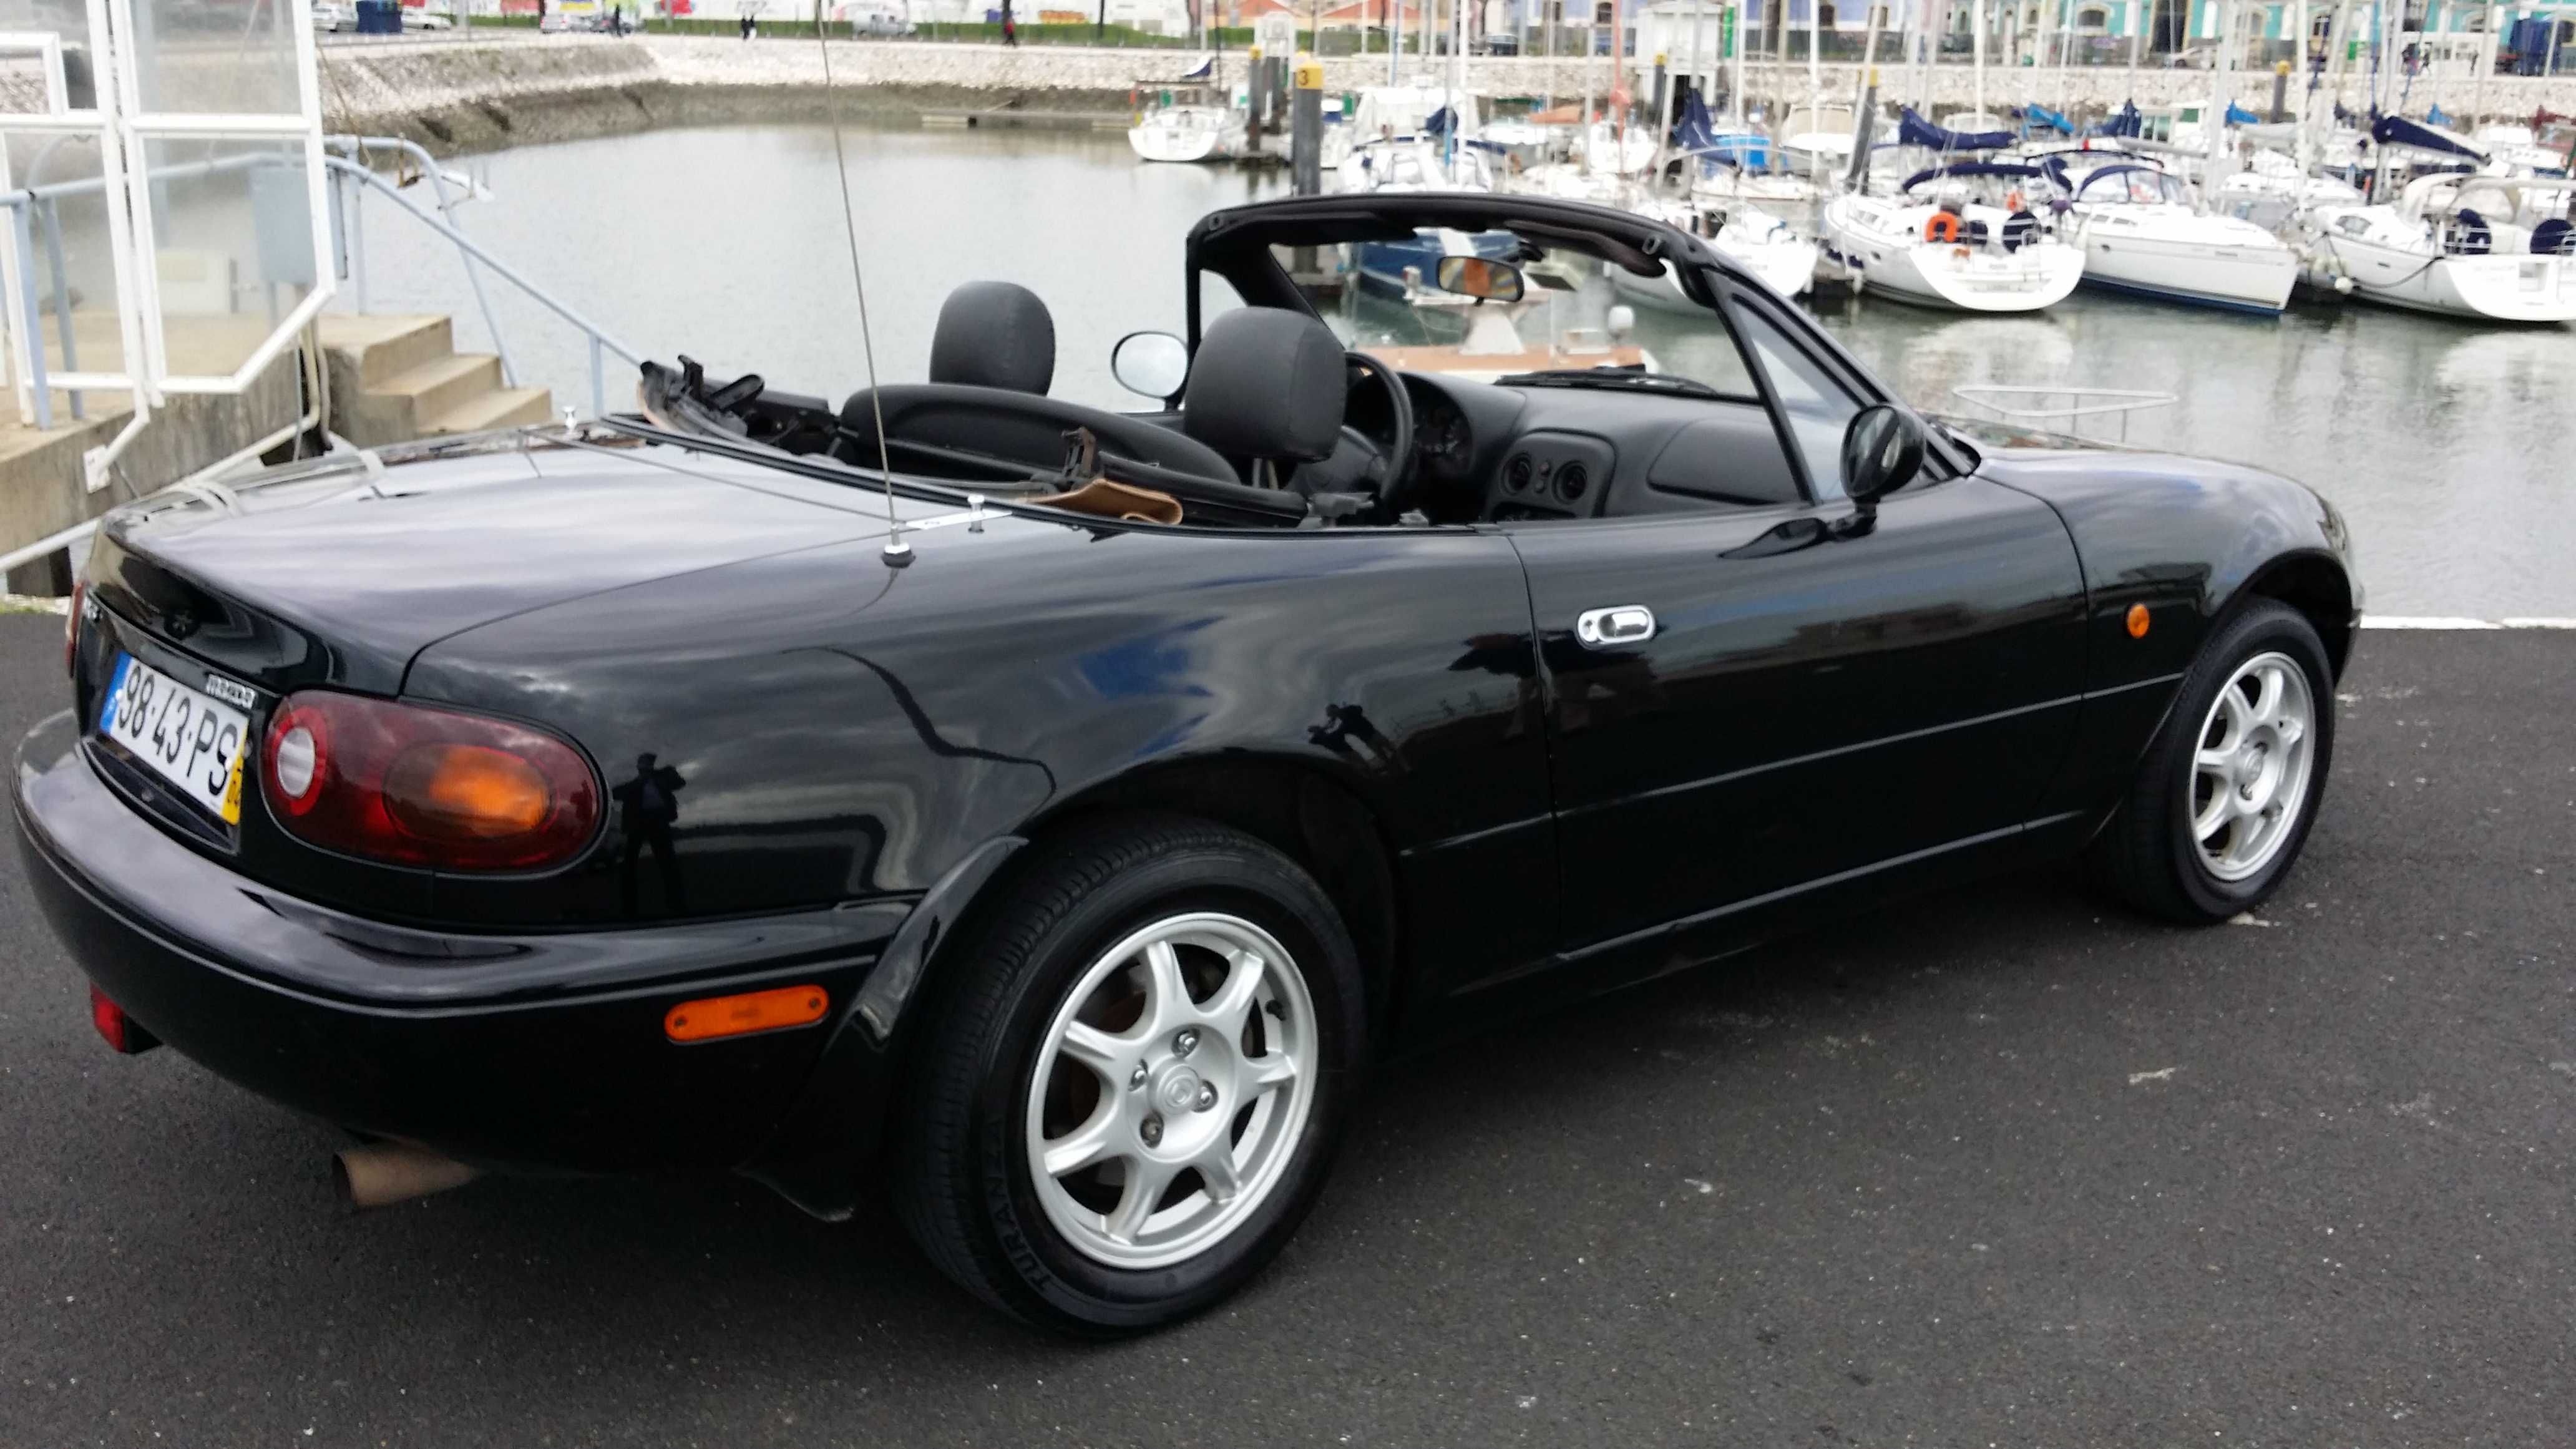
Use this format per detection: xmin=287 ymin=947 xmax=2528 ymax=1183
xmin=1392 ymin=371 xmax=1810 ymax=525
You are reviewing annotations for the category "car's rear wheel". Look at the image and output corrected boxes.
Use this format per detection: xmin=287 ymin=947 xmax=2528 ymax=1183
xmin=2089 ymin=598 xmax=2335 ymax=922
xmin=891 ymin=817 xmax=1364 ymax=1334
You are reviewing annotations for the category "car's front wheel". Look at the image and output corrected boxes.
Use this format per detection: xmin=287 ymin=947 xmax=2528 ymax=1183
xmin=892 ymin=817 xmax=1364 ymax=1333
xmin=2090 ymin=598 xmax=2336 ymax=922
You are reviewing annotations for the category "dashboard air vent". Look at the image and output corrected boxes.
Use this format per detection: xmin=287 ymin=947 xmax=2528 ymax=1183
xmin=1554 ymin=463 xmax=1589 ymax=504
xmin=1503 ymin=454 xmax=1534 ymax=493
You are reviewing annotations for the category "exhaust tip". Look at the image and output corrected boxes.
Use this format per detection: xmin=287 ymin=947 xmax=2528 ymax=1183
xmin=333 ymin=1142 xmax=481 ymax=1211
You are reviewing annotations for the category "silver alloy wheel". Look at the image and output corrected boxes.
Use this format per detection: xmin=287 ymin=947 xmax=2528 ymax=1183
xmin=2188 ymin=650 xmax=2318 ymax=883
xmin=1023 ymin=912 xmax=1318 ymax=1271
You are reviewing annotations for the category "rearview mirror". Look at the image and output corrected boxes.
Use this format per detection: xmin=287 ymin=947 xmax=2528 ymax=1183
xmin=1433 ymin=255 xmax=1526 ymax=304
xmin=1111 ymin=330 xmax=1191 ymax=399
xmin=1839 ymin=403 xmax=1929 ymax=504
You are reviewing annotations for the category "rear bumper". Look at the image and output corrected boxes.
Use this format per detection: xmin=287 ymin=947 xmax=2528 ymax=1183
xmin=12 ymin=708 xmax=904 ymax=1179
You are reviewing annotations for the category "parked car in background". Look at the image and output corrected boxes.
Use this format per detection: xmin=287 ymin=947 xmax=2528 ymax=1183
xmin=402 ymin=6 xmax=456 ymax=29
xmin=310 ymin=1 xmax=354 ymax=30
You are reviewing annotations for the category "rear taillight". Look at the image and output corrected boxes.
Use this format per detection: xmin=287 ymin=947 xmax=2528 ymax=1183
xmin=64 ymin=580 xmax=84 ymax=675
xmin=259 ymin=691 xmax=600 ymax=871
xmin=90 ymin=983 xmax=160 ymax=1055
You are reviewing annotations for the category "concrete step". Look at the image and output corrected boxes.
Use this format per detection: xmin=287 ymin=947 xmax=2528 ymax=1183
xmin=315 ymin=314 xmax=456 ymax=389
xmin=374 ymin=352 xmax=504 ymax=426
xmin=421 ymin=386 xmax=554 ymax=438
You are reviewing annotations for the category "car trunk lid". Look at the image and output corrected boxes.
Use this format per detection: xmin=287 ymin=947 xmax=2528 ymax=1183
xmin=85 ymin=437 xmax=910 ymax=696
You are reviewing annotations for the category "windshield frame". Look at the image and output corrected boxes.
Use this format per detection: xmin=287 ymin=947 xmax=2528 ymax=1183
xmin=1181 ymin=193 xmax=1978 ymax=494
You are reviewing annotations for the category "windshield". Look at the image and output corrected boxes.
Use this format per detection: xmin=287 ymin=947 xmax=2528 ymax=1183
xmin=2078 ymin=167 xmax=2189 ymax=205
xmin=1266 ymin=232 xmax=1759 ymax=397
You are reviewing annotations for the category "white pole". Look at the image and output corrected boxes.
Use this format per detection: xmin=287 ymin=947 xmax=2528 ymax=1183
xmin=1971 ymin=0 xmax=1985 ymax=118
xmin=2036 ymin=0 xmax=2056 ymax=113
xmin=2210 ymin=0 xmax=2234 ymax=169
xmin=1691 ymin=0 xmax=1706 ymax=106
xmin=2467 ymin=0 xmax=2494 ymax=130
xmin=1733 ymin=0 xmax=1749 ymax=121
xmin=1807 ymin=0 xmax=1820 ymax=107
xmin=1544 ymin=0 xmax=1556 ymax=117
xmin=2127 ymin=0 xmax=2145 ymax=100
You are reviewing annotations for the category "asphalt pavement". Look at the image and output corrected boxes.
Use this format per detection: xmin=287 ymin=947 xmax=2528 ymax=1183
xmin=2 ymin=612 xmax=2569 ymax=1448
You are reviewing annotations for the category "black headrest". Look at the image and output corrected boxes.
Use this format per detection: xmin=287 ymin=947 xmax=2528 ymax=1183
xmin=1181 ymin=308 xmax=1345 ymax=462
xmin=928 ymin=281 xmax=1055 ymax=394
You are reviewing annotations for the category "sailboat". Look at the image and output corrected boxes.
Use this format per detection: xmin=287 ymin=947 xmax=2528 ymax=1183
xmin=1127 ymin=57 xmax=1247 ymax=164
xmin=2304 ymin=171 xmax=2576 ymax=322
xmin=2040 ymin=150 xmax=2301 ymax=313
xmin=1820 ymin=112 xmax=2085 ymax=312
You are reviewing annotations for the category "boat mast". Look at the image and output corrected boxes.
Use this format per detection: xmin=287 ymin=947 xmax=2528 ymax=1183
xmin=2468 ymin=0 xmax=2495 ymax=133
xmin=1741 ymin=0 xmax=1762 ymax=125
xmin=2208 ymin=0 xmax=2235 ymax=179
xmin=1544 ymin=0 xmax=1556 ymax=122
xmin=1971 ymin=0 xmax=1985 ymax=122
xmin=1807 ymin=0 xmax=1820 ymax=131
xmin=2035 ymin=0 xmax=2054 ymax=120
xmin=2125 ymin=0 xmax=2142 ymax=107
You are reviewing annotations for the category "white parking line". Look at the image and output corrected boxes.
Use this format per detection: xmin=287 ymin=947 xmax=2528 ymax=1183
xmin=2362 ymin=617 xmax=2576 ymax=630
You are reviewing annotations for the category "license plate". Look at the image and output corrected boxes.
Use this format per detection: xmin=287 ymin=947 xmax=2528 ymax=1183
xmin=97 ymin=653 xmax=251 ymax=824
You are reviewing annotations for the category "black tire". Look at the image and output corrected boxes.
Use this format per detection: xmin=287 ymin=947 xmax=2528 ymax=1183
xmin=890 ymin=816 xmax=1366 ymax=1334
xmin=2089 ymin=598 xmax=2336 ymax=923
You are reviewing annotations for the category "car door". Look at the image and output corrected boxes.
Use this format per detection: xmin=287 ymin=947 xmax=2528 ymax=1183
xmin=1506 ymin=290 xmax=2089 ymax=970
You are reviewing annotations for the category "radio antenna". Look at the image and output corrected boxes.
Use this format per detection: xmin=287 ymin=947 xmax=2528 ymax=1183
xmin=815 ymin=22 xmax=909 ymax=567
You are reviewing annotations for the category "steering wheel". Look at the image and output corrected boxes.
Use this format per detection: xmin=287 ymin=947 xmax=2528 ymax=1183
xmin=1296 ymin=350 xmax=1417 ymax=512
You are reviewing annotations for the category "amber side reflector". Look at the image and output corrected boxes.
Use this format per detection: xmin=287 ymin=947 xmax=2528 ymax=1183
xmin=665 ymin=985 xmax=829 ymax=1043
xmin=2126 ymin=603 xmax=2152 ymax=638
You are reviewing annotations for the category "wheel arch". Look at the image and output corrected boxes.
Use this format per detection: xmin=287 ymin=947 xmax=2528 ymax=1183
xmin=1007 ymin=754 xmax=1406 ymax=1045
xmin=2222 ymin=549 xmax=2356 ymax=681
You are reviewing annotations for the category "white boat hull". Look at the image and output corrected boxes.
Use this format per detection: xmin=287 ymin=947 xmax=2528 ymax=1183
xmin=1823 ymin=197 xmax=2085 ymax=313
xmin=1612 ymin=238 xmax=1819 ymax=306
xmin=2326 ymin=236 xmax=2576 ymax=323
xmin=2074 ymin=224 xmax=2299 ymax=314
xmin=1128 ymin=109 xmax=1241 ymax=163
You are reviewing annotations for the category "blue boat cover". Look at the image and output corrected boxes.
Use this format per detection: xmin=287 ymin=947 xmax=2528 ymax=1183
xmin=2093 ymin=101 xmax=2142 ymax=138
xmin=2023 ymin=104 xmax=2074 ymax=135
xmin=1898 ymin=107 xmax=2014 ymax=154
xmin=2371 ymin=112 xmax=2486 ymax=161
xmin=2225 ymin=101 xmax=2263 ymax=126
xmin=2427 ymin=104 xmax=2452 ymax=127
xmin=1674 ymin=92 xmax=1773 ymax=170
xmin=1901 ymin=160 xmax=2045 ymax=193
xmin=1180 ymin=54 xmax=1214 ymax=81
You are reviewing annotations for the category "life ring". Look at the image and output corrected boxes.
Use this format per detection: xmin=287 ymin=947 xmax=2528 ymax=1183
xmin=2006 ymin=189 xmax=2025 ymax=212
xmin=1922 ymin=211 xmax=1963 ymax=243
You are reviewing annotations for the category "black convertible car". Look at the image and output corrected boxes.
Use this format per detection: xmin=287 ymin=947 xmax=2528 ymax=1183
xmin=15 ymin=193 xmax=2356 ymax=1333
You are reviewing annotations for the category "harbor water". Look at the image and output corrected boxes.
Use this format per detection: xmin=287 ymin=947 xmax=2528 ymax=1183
xmin=338 ymin=124 xmax=2576 ymax=620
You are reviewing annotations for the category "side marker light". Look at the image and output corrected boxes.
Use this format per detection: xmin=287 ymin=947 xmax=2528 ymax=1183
xmin=665 ymin=986 xmax=829 ymax=1043
xmin=2126 ymin=603 xmax=2152 ymax=639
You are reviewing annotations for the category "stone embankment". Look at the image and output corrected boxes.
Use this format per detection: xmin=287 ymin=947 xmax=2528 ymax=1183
xmin=314 ymin=34 xmax=2576 ymax=157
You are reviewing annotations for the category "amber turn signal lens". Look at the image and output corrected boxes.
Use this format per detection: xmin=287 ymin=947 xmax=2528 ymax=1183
xmin=665 ymin=986 xmax=830 ymax=1043
xmin=2125 ymin=603 xmax=2152 ymax=638
xmin=385 ymin=743 xmax=552 ymax=841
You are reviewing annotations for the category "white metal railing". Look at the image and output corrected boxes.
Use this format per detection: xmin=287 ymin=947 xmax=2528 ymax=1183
xmin=1946 ymin=384 xmax=2177 ymax=444
xmin=1 ymin=134 xmax=646 ymax=579
xmin=2 ymin=135 xmax=644 ymax=431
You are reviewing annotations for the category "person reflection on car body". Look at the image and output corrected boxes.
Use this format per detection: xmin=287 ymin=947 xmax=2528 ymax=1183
xmin=612 ymin=753 xmax=686 ymax=917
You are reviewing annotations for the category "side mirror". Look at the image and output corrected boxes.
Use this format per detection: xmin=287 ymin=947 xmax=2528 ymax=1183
xmin=1433 ymin=255 xmax=1526 ymax=304
xmin=1839 ymin=402 xmax=1929 ymax=504
xmin=1111 ymin=330 xmax=1191 ymax=400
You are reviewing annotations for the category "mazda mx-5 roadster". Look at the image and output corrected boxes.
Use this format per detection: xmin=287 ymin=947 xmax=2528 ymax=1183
xmin=16 ymin=193 xmax=2357 ymax=1333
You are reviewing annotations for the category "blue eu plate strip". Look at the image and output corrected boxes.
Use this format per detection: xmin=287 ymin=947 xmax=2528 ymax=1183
xmin=100 ymin=653 xmax=132 ymax=733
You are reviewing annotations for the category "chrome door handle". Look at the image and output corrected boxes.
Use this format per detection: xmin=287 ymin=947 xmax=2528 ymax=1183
xmin=1574 ymin=605 xmax=1656 ymax=648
